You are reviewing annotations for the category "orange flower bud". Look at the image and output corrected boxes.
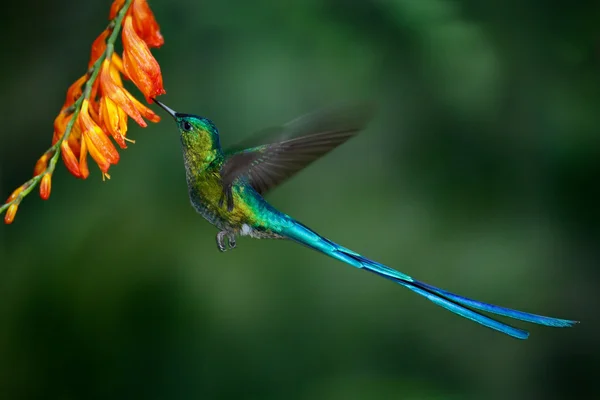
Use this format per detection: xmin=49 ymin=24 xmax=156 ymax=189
xmin=34 ymin=152 xmax=52 ymax=176
xmin=4 ymin=203 xmax=18 ymax=224
xmin=40 ymin=173 xmax=52 ymax=200
xmin=131 ymin=0 xmax=164 ymax=48
xmin=61 ymin=141 xmax=82 ymax=178
xmin=122 ymin=15 xmax=165 ymax=102
xmin=6 ymin=186 xmax=25 ymax=203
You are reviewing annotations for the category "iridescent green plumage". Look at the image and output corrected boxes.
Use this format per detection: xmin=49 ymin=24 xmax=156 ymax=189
xmin=154 ymin=99 xmax=578 ymax=339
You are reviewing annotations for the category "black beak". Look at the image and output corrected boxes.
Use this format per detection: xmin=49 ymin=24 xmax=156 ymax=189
xmin=152 ymin=98 xmax=177 ymax=119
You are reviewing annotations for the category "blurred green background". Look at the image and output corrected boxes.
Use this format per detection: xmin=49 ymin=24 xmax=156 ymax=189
xmin=1 ymin=0 xmax=598 ymax=398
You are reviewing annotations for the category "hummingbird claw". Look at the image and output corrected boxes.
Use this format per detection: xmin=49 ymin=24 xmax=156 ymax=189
xmin=216 ymin=230 xmax=227 ymax=252
xmin=216 ymin=230 xmax=237 ymax=252
xmin=228 ymin=234 xmax=236 ymax=249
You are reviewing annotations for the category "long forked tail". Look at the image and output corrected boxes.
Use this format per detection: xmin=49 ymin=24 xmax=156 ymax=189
xmin=281 ymin=220 xmax=578 ymax=339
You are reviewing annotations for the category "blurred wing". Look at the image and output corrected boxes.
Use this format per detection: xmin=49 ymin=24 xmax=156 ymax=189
xmin=219 ymin=102 xmax=375 ymax=207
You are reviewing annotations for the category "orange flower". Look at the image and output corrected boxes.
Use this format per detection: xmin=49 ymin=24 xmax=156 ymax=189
xmin=99 ymin=59 xmax=147 ymax=127
xmin=2 ymin=0 xmax=166 ymax=224
xmin=99 ymin=95 xmax=129 ymax=148
xmin=122 ymin=15 xmax=165 ymax=102
xmin=130 ymin=0 xmax=164 ymax=48
xmin=110 ymin=0 xmax=164 ymax=48
xmin=79 ymin=99 xmax=120 ymax=174
xmin=55 ymin=0 xmax=164 ymax=179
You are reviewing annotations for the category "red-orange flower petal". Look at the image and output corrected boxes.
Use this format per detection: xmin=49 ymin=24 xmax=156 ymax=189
xmin=125 ymin=91 xmax=160 ymax=123
xmin=108 ymin=58 xmax=125 ymax=86
xmin=79 ymin=137 xmax=90 ymax=179
xmin=111 ymin=53 xmax=126 ymax=76
xmin=63 ymin=75 xmax=87 ymax=109
xmin=40 ymin=173 xmax=52 ymax=200
xmin=89 ymin=96 xmax=101 ymax=122
xmin=53 ymin=112 xmax=71 ymax=144
xmin=83 ymin=134 xmax=111 ymax=173
xmin=4 ymin=203 xmax=18 ymax=224
xmin=131 ymin=0 xmax=164 ymax=48
xmin=61 ymin=141 xmax=82 ymax=178
xmin=99 ymin=59 xmax=147 ymax=127
xmin=79 ymin=99 xmax=120 ymax=168
xmin=99 ymin=95 xmax=128 ymax=148
xmin=89 ymin=30 xmax=109 ymax=68
xmin=122 ymin=15 xmax=165 ymax=102
xmin=68 ymin=119 xmax=83 ymax=157
xmin=90 ymin=80 xmax=101 ymax=107
xmin=109 ymin=0 xmax=126 ymax=19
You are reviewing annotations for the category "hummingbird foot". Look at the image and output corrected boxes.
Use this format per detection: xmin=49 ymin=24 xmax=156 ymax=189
xmin=216 ymin=230 xmax=237 ymax=252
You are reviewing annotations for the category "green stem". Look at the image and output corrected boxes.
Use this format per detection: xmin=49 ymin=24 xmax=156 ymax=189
xmin=0 ymin=0 xmax=133 ymax=218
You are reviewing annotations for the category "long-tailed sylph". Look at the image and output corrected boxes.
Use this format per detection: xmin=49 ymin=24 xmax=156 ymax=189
xmin=153 ymin=99 xmax=577 ymax=339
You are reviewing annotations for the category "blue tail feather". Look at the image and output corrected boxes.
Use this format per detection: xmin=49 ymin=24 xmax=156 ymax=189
xmin=345 ymin=252 xmax=531 ymax=339
xmin=414 ymin=281 xmax=576 ymax=328
xmin=398 ymin=278 xmax=530 ymax=339
xmin=281 ymin=220 xmax=578 ymax=339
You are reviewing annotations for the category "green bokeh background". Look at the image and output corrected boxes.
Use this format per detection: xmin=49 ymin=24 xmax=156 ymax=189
xmin=1 ymin=1 xmax=598 ymax=398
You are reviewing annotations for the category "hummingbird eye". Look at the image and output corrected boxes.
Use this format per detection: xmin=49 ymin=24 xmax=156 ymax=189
xmin=182 ymin=121 xmax=192 ymax=132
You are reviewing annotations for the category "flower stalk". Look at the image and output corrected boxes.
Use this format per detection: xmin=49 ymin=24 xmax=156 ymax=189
xmin=1 ymin=0 xmax=165 ymax=224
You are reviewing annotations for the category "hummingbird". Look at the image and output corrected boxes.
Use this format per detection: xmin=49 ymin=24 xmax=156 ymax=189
xmin=153 ymin=99 xmax=577 ymax=340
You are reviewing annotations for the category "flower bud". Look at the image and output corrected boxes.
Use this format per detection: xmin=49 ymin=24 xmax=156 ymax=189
xmin=40 ymin=173 xmax=52 ymax=200
xmin=4 ymin=203 xmax=18 ymax=224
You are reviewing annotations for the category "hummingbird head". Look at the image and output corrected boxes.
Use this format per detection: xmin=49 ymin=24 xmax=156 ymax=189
xmin=153 ymin=99 xmax=221 ymax=167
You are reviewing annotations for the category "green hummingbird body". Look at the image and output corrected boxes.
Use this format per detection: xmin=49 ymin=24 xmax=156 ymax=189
xmin=154 ymin=99 xmax=577 ymax=340
xmin=186 ymin=164 xmax=286 ymax=239
xmin=177 ymin=113 xmax=287 ymax=239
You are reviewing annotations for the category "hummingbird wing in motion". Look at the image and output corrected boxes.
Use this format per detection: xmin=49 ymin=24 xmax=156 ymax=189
xmin=218 ymin=102 xmax=375 ymax=210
